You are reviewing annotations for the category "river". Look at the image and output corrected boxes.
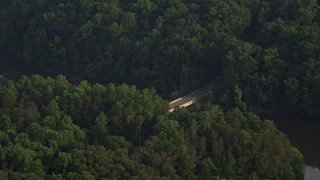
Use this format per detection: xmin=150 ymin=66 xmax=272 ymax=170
xmin=260 ymin=113 xmax=320 ymax=180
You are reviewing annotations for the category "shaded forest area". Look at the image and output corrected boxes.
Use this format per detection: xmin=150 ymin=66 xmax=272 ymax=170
xmin=1 ymin=0 xmax=320 ymax=115
xmin=0 ymin=0 xmax=319 ymax=178
xmin=0 ymin=75 xmax=303 ymax=179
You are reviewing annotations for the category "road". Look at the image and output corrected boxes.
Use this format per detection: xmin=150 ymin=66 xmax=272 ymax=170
xmin=169 ymin=84 xmax=214 ymax=112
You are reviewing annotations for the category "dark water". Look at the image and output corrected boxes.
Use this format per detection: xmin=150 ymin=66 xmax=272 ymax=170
xmin=260 ymin=113 xmax=320 ymax=180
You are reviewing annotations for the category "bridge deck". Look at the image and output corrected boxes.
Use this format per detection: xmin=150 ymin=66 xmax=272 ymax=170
xmin=168 ymin=84 xmax=213 ymax=112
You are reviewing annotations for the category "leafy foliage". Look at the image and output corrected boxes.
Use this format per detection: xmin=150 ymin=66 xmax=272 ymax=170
xmin=1 ymin=0 xmax=319 ymax=114
xmin=0 ymin=75 xmax=303 ymax=179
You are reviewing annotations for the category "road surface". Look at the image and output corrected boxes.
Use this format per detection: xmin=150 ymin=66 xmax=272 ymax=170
xmin=169 ymin=84 xmax=214 ymax=112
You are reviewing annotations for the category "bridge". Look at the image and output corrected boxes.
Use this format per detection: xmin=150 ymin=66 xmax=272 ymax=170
xmin=168 ymin=84 xmax=214 ymax=112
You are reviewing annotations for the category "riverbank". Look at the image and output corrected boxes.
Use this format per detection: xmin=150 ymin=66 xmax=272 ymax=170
xmin=259 ymin=112 xmax=320 ymax=179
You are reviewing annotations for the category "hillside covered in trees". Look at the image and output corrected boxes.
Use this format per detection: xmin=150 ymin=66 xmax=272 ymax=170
xmin=1 ymin=0 xmax=319 ymax=178
xmin=1 ymin=0 xmax=320 ymax=115
xmin=0 ymin=75 xmax=303 ymax=179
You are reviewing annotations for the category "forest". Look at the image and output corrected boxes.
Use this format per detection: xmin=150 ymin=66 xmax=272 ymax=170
xmin=0 ymin=75 xmax=303 ymax=179
xmin=0 ymin=0 xmax=319 ymax=179
xmin=1 ymin=0 xmax=319 ymax=115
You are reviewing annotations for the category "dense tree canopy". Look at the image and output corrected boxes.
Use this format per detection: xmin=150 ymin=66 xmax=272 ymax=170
xmin=1 ymin=0 xmax=319 ymax=115
xmin=0 ymin=75 xmax=303 ymax=179
xmin=1 ymin=0 xmax=317 ymax=178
